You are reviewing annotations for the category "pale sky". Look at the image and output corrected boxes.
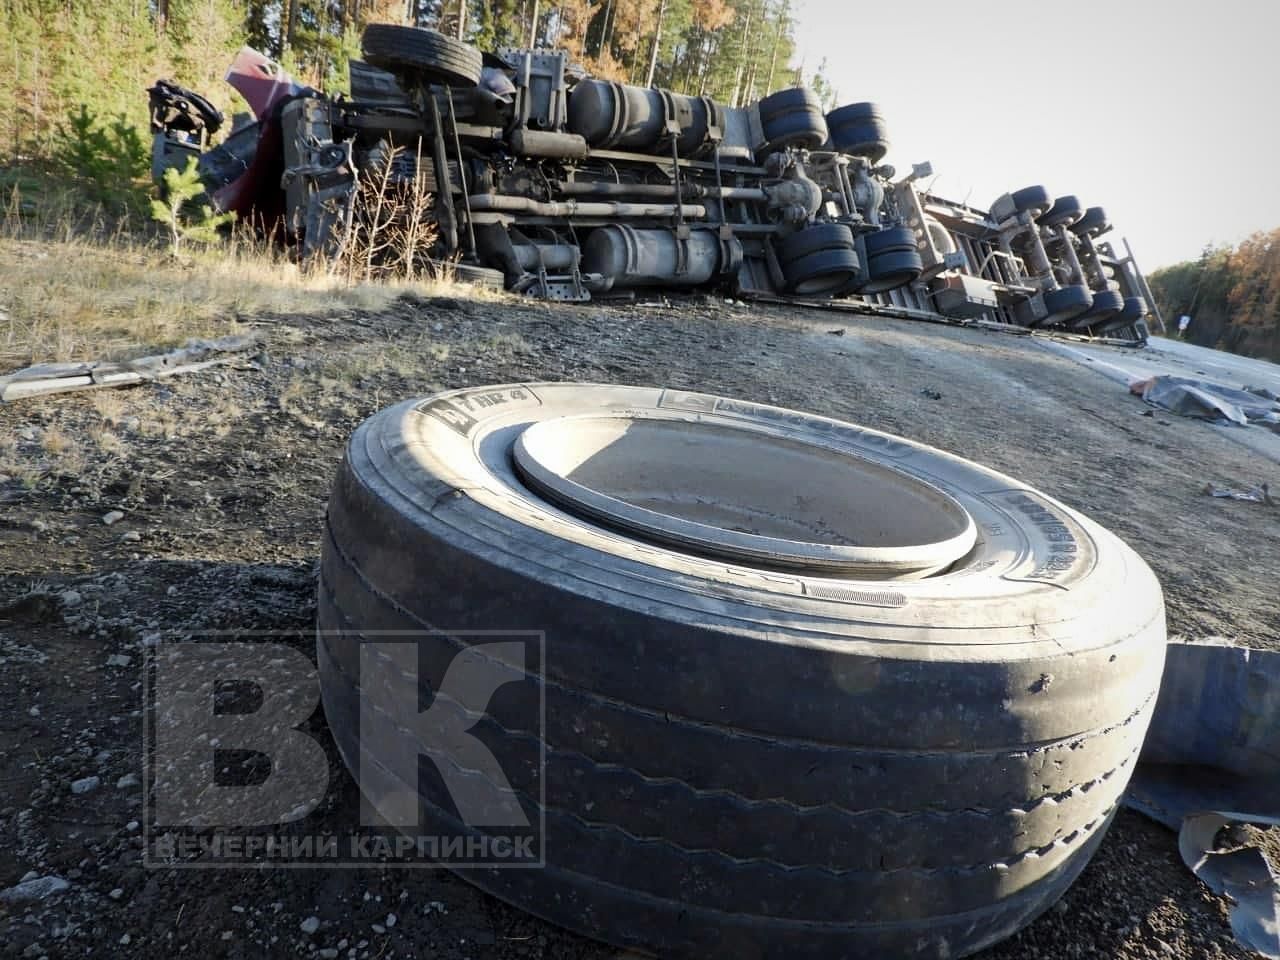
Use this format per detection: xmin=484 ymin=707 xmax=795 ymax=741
xmin=792 ymin=0 xmax=1280 ymax=271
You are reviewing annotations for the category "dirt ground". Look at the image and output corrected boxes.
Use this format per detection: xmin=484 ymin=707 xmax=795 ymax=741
xmin=1 ymin=290 xmax=1276 ymax=959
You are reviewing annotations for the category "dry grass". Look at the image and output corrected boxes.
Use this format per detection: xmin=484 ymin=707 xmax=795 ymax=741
xmin=35 ymin=423 xmax=87 ymax=478
xmin=0 ymin=227 xmax=504 ymax=370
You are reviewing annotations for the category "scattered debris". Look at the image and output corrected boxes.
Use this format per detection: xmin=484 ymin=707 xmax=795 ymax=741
xmin=1180 ymin=813 xmax=1280 ymax=959
xmin=0 ymin=291 xmax=1273 ymax=960
xmin=1202 ymin=482 xmax=1275 ymax=505
xmin=1125 ymin=640 xmax=1280 ymax=958
xmin=920 ymin=388 xmax=943 ymax=400
xmin=1130 ymin=375 xmax=1280 ymax=426
xmin=0 ymin=334 xmax=261 ymax=402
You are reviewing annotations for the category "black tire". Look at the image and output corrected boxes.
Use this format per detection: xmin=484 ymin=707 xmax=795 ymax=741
xmin=864 ymin=225 xmax=918 ymax=257
xmin=1011 ymin=184 xmax=1052 ymax=218
xmin=1070 ymin=289 xmax=1124 ymax=330
xmin=1040 ymin=284 xmax=1094 ymax=326
xmin=319 ymin=382 xmax=1166 ymax=960
xmin=859 ymin=248 xmax=923 ymax=293
xmin=826 ymin=101 xmax=885 ymax=126
xmin=1041 ymin=195 xmax=1084 ymax=229
xmin=761 ymin=108 xmax=828 ymax=152
xmin=1094 ymin=297 xmax=1147 ymax=335
xmin=757 ymin=86 xmax=821 ymax=124
xmin=1070 ymin=206 xmax=1112 ymax=238
xmin=778 ymin=223 xmax=854 ymax=263
xmin=826 ymin=102 xmax=890 ymax=163
xmin=757 ymin=87 xmax=828 ymax=151
xmin=361 ymin=24 xmax=482 ymax=88
xmin=782 ymin=246 xmax=860 ymax=295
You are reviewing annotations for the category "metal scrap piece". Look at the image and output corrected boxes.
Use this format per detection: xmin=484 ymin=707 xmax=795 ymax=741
xmin=0 ymin=334 xmax=260 ymax=402
xmin=1125 ymin=641 xmax=1280 ymax=958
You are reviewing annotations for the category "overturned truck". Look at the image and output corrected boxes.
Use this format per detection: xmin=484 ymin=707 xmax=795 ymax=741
xmin=150 ymin=27 xmax=1159 ymax=340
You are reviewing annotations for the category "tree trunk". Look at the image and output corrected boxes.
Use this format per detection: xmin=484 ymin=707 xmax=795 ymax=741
xmin=697 ymin=33 xmax=716 ymax=96
xmin=644 ymin=0 xmax=667 ymax=87
xmin=599 ymin=0 xmax=615 ymax=58
xmin=729 ymin=1 xmax=755 ymax=107
xmin=680 ymin=28 xmax=698 ymax=91
xmin=285 ymin=0 xmax=300 ymax=52
xmin=764 ymin=7 xmax=781 ymax=94
xmin=526 ymin=0 xmax=539 ymax=46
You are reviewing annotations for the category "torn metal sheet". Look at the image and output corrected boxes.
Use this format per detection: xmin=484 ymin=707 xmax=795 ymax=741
xmin=1129 ymin=375 xmax=1280 ymax=426
xmin=1180 ymin=811 xmax=1280 ymax=958
xmin=1125 ymin=641 xmax=1280 ymax=958
xmin=0 ymin=334 xmax=259 ymax=402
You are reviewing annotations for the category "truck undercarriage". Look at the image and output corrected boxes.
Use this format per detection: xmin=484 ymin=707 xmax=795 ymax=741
xmin=150 ymin=27 xmax=1159 ymax=341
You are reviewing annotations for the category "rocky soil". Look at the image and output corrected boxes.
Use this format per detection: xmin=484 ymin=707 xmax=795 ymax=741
xmin=1 ymin=292 xmax=1276 ymax=959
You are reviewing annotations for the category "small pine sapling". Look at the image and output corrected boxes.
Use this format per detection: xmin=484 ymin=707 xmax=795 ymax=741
xmin=150 ymin=157 xmax=236 ymax=255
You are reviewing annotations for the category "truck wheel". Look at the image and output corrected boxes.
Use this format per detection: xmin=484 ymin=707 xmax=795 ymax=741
xmin=1070 ymin=206 xmax=1111 ymax=238
xmin=782 ymin=246 xmax=860 ymax=295
xmin=864 ymin=225 xmax=918 ymax=257
xmin=859 ymin=248 xmax=923 ymax=293
xmin=826 ymin=102 xmax=890 ymax=163
xmin=361 ymin=25 xmax=483 ymax=88
xmin=1040 ymin=284 xmax=1094 ymax=326
xmin=319 ymin=382 xmax=1166 ymax=960
xmin=1011 ymin=184 xmax=1052 ymax=218
xmin=1070 ymin=289 xmax=1124 ymax=330
xmin=1041 ymin=195 xmax=1084 ymax=229
xmin=1094 ymin=296 xmax=1147 ymax=334
xmin=757 ymin=86 xmax=820 ymax=123
xmin=760 ymin=109 xmax=828 ymax=152
xmin=778 ymin=223 xmax=854 ymax=262
xmin=757 ymin=87 xmax=828 ymax=152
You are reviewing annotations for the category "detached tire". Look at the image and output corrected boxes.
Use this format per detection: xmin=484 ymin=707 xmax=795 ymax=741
xmin=362 ymin=25 xmax=482 ymax=88
xmin=319 ymin=383 xmax=1166 ymax=960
